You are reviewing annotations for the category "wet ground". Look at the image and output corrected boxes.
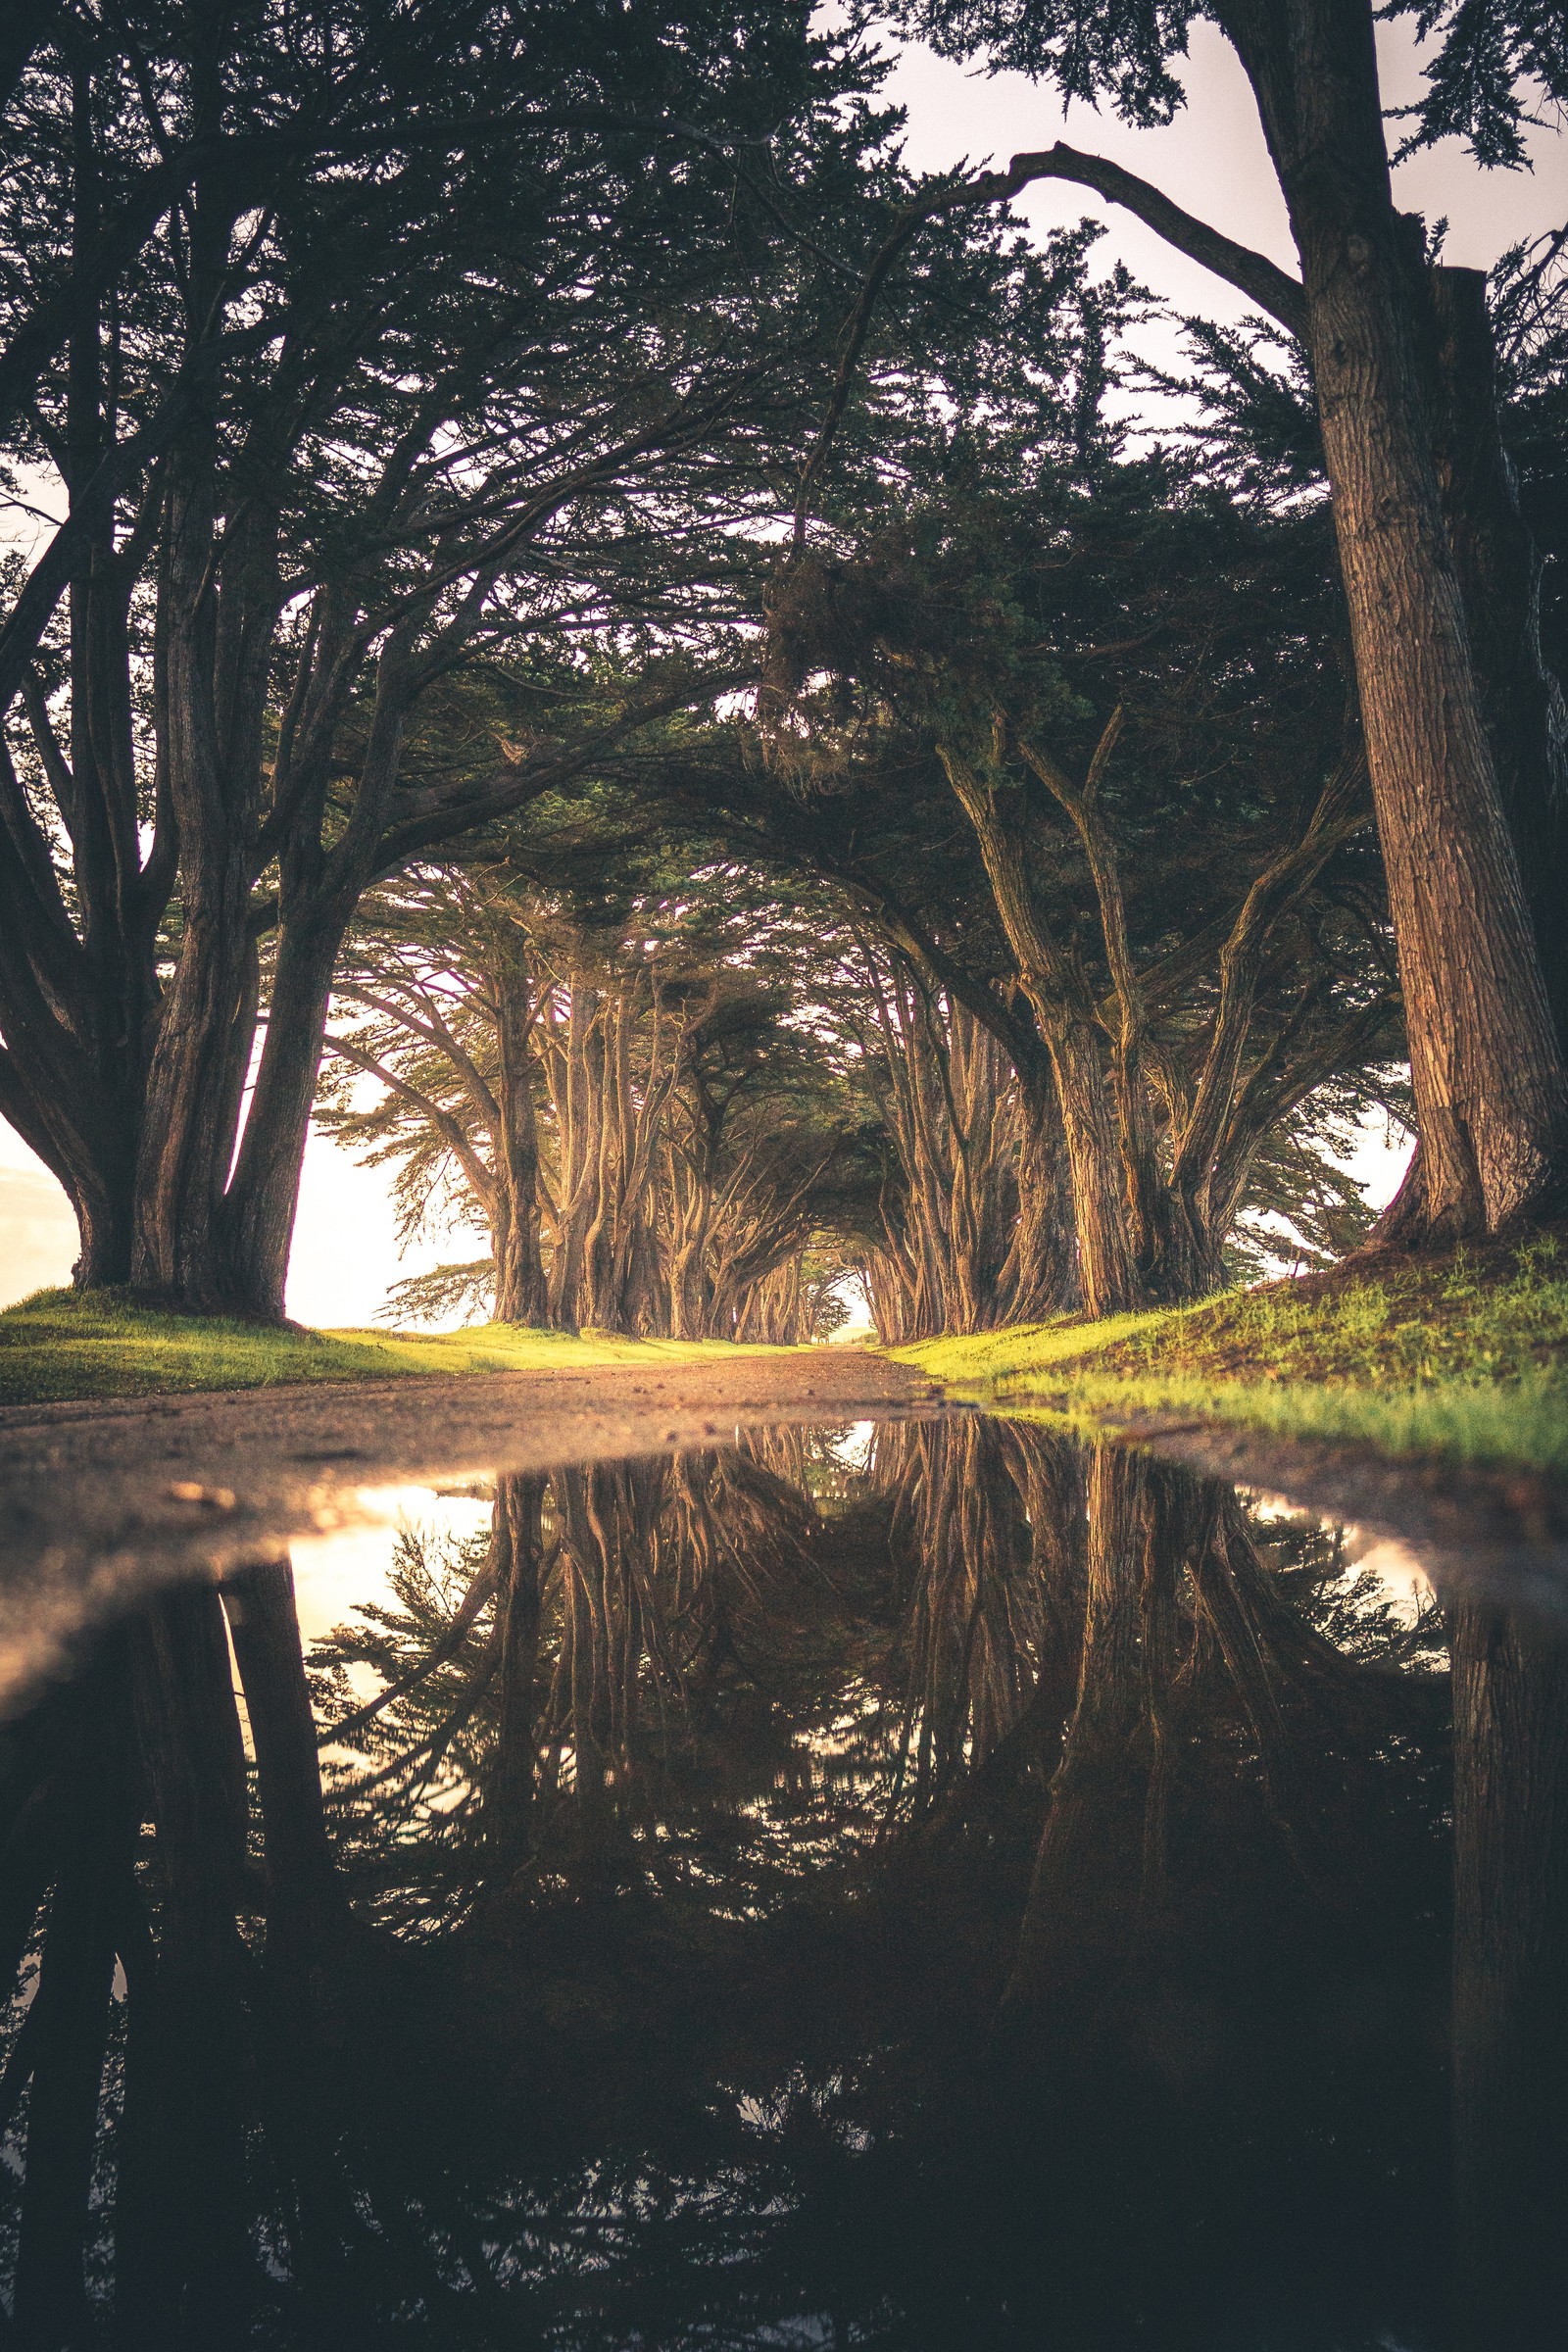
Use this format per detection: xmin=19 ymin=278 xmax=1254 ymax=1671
xmin=0 ymin=1376 xmax=1564 ymax=2347
xmin=0 ymin=1348 xmax=930 ymax=1712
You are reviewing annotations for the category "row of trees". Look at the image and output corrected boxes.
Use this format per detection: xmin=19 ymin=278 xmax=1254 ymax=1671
xmin=317 ymin=758 xmax=1387 ymax=1340
xmin=315 ymin=260 xmax=1421 ymax=1332
xmin=0 ymin=0 xmax=931 ymax=1312
xmin=2 ymin=1 xmax=1565 ymax=1324
xmin=317 ymin=860 xmax=858 ymax=1337
xmin=742 ymin=408 xmax=1407 ymax=1313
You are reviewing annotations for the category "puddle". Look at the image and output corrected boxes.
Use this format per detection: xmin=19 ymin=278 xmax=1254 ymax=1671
xmin=287 ymin=1484 xmax=494 ymax=1646
xmin=0 ymin=1410 xmax=1562 ymax=2345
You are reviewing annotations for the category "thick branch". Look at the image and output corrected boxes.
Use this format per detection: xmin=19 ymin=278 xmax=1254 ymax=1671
xmin=333 ymin=981 xmax=501 ymax=1134
xmin=1174 ymin=756 xmax=1370 ymax=1195
xmin=0 ymin=369 xmax=209 ymax=717
xmin=974 ymin=144 xmax=1305 ymax=340
xmin=794 ymin=143 xmax=1303 ymax=554
xmin=1017 ymin=708 xmax=1140 ymax=1053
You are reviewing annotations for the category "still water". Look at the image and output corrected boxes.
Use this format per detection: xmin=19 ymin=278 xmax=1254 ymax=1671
xmin=0 ymin=1413 xmax=1563 ymax=2348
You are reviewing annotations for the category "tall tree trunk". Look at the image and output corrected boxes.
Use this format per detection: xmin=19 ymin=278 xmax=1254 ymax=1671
xmin=126 ymin=123 xmax=278 ymax=1310
xmin=219 ymin=912 xmax=339 ymax=1321
xmin=1008 ymin=1058 xmax=1081 ymax=1316
xmin=218 ymin=645 xmax=415 ymax=1321
xmin=129 ymin=425 xmax=264 ymax=1305
xmin=493 ymin=950 xmax=548 ymax=1325
xmin=1428 ymin=263 xmax=1568 ymax=1055
xmin=130 ymin=887 xmax=257 ymax=1305
xmin=939 ymin=753 xmax=1143 ymax=1315
xmin=1044 ymin=1012 xmax=1144 ymax=1317
xmin=1226 ymin=0 xmax=1568 ymax=1238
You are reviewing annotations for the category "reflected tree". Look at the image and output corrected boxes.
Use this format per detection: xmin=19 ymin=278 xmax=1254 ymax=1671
xmin=0 ymin=1563 xmax=365 ymax=2344
xmin=1450 ymin=1597 xmax=1568 ymax=2344
xmin=4 ymin=1424 xmax=1550 ymax=2352
xmin=1002 ymin=1447 xmax=1450 ymax=2043
xmin=871 ymin=1415 xmax=1085 ymax=1826
xmin=310 ymin=1438 xmax=896 ymax=1932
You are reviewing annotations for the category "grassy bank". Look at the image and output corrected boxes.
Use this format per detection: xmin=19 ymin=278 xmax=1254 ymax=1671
xmin=0 ymin=1288 xmax=793 ymax=1408
xmin=892 ymin=1230 xmax=1568 ymax=1477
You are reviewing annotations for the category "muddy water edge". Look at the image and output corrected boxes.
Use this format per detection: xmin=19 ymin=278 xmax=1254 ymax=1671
xmin=0 ymin=1407 xmax=1563 ymax=2349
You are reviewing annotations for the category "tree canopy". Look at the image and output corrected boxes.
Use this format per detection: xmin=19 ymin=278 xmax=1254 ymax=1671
xmin=2 ymin=0 xmax=1565 ymax=1331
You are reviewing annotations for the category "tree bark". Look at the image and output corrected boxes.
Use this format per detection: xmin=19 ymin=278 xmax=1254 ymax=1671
xmin=939 ymin=752 xmax=1143 ymax=1315
xmin=492 ymin=943 xmax=548 ymax=1324
xmin=129 ymin=395 xmax=270 ymax=1304
xmin=219 ymin=912 xmax=340 ymax=1320
xmin=1427 ymin=263 xmax=1568 ymax=1055
xmin=1223 ymin=0 xmax=1568 ymax=1237
xmin=0 ymin=1018 xmax=138 ymax=1286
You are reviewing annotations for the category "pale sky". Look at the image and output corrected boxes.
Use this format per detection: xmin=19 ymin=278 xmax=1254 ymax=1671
xmin=1 ymin=17 xmax=1561 ymax=1323
xmin=879 ymin=15 xmax=1565 ymax=299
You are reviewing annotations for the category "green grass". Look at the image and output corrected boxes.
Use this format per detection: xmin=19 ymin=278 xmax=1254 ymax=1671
xmin=0 ymin=1287 xmax=796 ymax=1408
xmin=890 ymin=1232 xmax=1568 ymax=1476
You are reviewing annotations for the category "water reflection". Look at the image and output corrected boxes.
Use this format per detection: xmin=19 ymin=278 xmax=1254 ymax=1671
xmin=0 ymin=1416 xmax=1561 ymax=2346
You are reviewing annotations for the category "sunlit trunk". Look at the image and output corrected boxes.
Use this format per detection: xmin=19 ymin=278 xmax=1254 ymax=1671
xmin=493 ymin=963 xmax=548 ymax=1324
xmin=218 ymin=917 xmax=339 ymax=1321
xmin=1225 ymin=0 xmax=1568 ymax=1235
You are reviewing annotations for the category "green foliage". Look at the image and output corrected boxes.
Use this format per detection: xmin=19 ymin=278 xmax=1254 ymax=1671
xmin=0 ymin=1289 xmax=793 ymax=1407
xmin=894 ymin=1231 xmax=1568 ymax=1471
xmin=897 ymin=0 xmax=1195 ymax=124
xmin=1046 ymin=1363 xmax=1568 ymax=1477
xmin=377 ymin=1260 xmax=498 ymax=1329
